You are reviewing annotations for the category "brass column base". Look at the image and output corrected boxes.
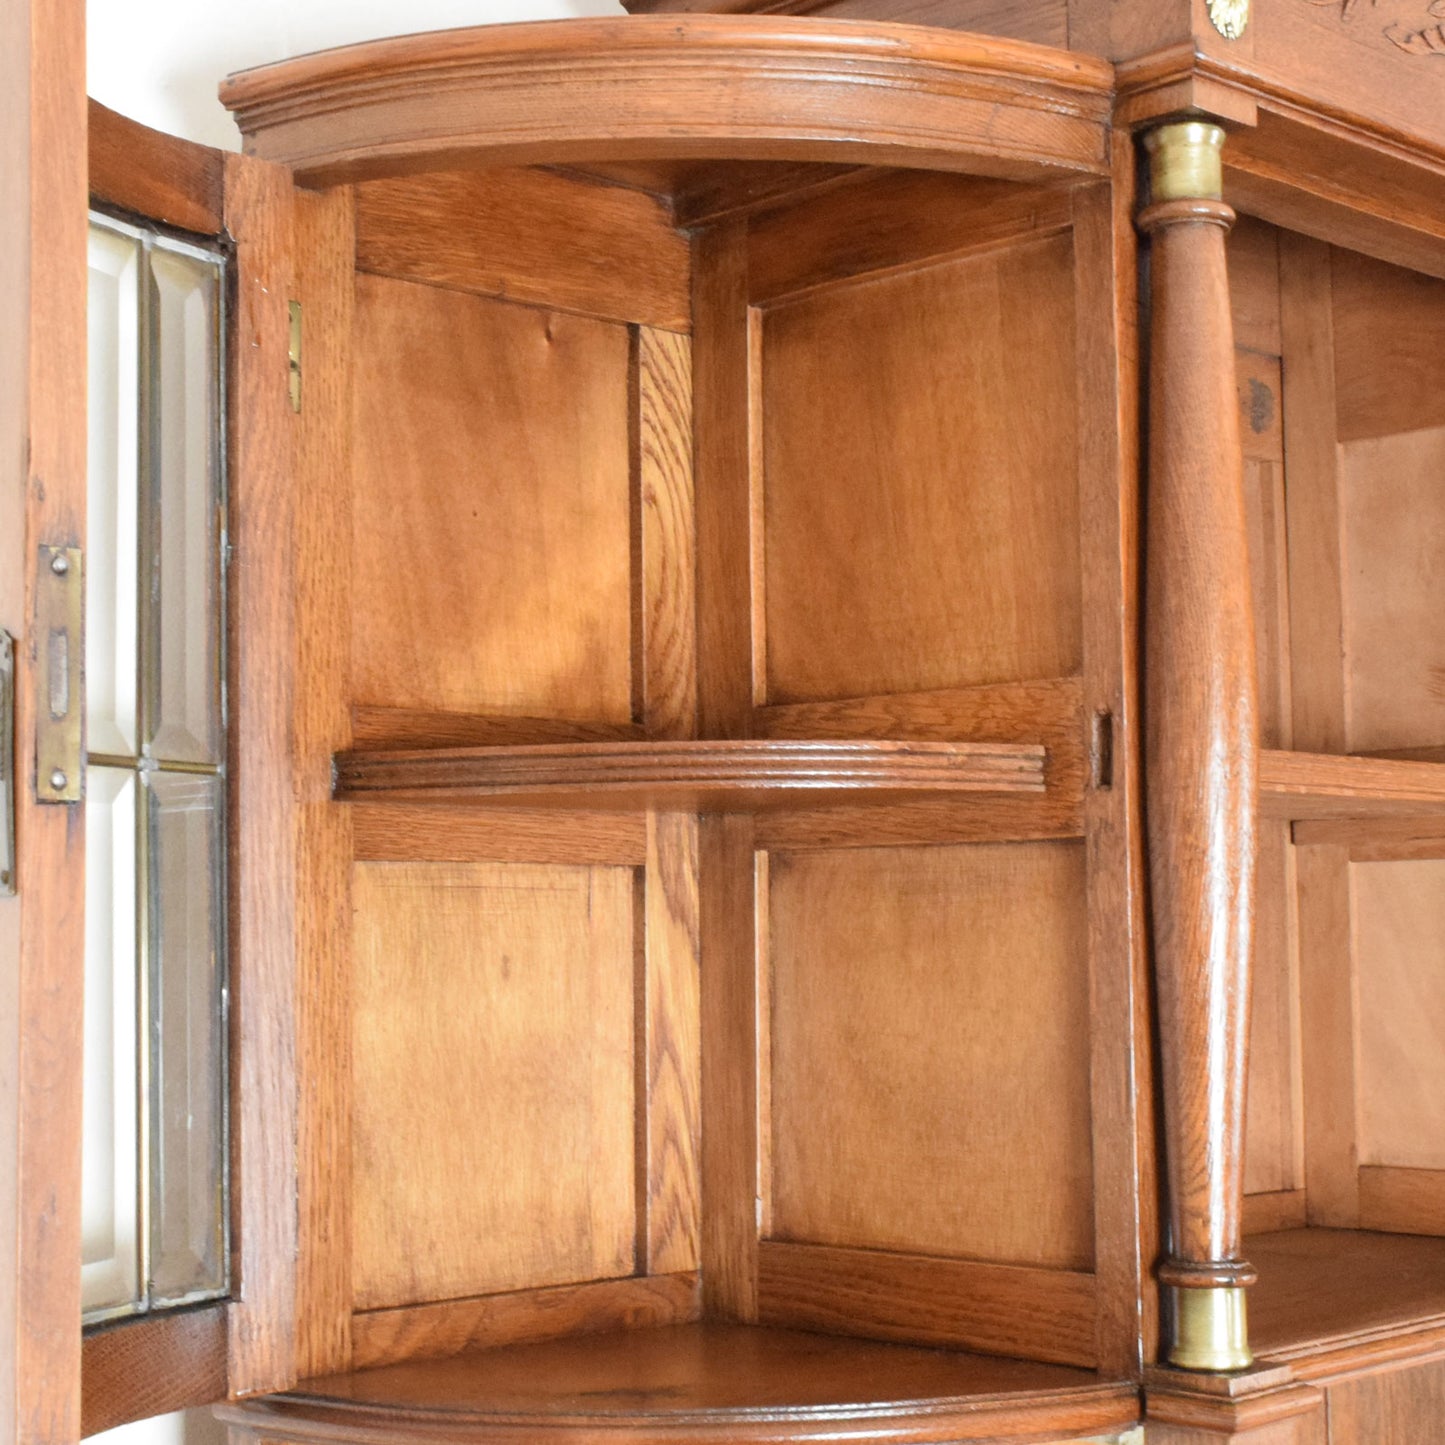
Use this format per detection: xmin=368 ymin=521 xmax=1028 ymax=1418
xmin=1170 ymin=1285 xmax=1252 ymax=1372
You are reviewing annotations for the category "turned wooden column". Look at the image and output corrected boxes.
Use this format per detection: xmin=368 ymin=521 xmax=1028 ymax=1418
xmin=1139 ymin=120 xmax=1258 ymax=1373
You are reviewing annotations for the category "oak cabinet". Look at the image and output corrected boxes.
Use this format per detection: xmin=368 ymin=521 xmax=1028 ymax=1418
xmin=1 ymin=3 xmax=1442 ymax=1444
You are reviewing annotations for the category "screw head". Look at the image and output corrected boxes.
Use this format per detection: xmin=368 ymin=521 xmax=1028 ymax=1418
xmin=49 ymin=768 xmax=67 ymax=791
xmin=49 ymin=553 xmax=69 ymax=576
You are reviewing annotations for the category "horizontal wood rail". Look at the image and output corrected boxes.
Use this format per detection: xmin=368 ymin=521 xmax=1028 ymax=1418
xmin=333 ymin=738 xmax=1047 ymax=810
xmin=1259 ymin=749 xmax=1445 ymax=820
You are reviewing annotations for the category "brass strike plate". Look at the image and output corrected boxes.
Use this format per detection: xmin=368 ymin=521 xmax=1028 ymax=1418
xmin=1 ymin=629 xmax=14 ymax=893
xmin=36 ymin=545 xmax=83 ymax=804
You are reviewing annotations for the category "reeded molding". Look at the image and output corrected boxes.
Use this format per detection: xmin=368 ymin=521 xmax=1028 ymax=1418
xmin=219 ymin=16 xmax=1112 ymax=186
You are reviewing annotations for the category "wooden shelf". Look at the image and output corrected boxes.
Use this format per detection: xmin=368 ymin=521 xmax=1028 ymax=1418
xmin=1259 ymin=749 xmax=1445 ymax=821
xmin=217 ymin=1324 xmax=1138 ymax=1444
xmin=1249 ymin=1228 xmax=1445 ymax=1370
xmin=333 ymin=738 xmax=1047 ymax=811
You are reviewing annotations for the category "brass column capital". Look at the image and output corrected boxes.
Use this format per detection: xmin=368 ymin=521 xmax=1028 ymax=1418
xmin=1138 ymin=121 xmax=1235 ymax=233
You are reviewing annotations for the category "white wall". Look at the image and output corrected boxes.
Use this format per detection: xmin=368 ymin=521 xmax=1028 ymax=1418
xmin=88 ymin=0 xmax=626 ymax=150
xmin=84 ymin=5 xmax=624 ymax=1442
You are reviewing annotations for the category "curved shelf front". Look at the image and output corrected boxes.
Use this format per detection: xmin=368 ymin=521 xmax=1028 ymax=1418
xmin=333 ymin=737 xmax=1047 ymax=811
xmin=218 ymin=15 xmax=1113 ymax=187
xmin=217 ymin=1324 xmax=1138 ymax=1445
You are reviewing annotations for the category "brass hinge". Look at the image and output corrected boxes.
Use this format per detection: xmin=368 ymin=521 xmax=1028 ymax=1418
xmin=36 ymin=544 xmax=83 ymax=804
xmin=288 ymin=300 xmax=302 ymax=413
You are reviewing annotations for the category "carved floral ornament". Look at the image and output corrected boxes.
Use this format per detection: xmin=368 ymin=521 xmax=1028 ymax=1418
xmin=1305 ymin=0 xmax=1445 ymax=56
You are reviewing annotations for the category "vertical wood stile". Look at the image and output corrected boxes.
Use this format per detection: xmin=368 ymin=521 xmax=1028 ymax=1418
xmin=292 ymin=184 xmax=356 ymax=1378
xmin=224 ymin=154 xmax=301 ymax=1396
xmin=1074 ymin=133 xmax=1157 ymax=1376
xmin=1138 ymin=121 xmax=1259 ymax=1373
xmin=0 ymin=0 xmax=87 ymax=1438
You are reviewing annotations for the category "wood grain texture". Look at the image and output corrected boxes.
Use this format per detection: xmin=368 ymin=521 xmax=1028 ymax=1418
xmin=354 ymin=167 xmax=690 ymax=331
xmin=1359 ymin=1168 xmax=1445 ymax=1237
xmin=350 ymin=1274 xmax=700 ymax=1370
xmin=767 ymin=841 xmax=1093 ymax=1271
xmin=350 ymin=708 xmax=643 ymax=751
xmin=1327 ymin=1355 xmax=1445 ymax=1445
xmin=291 ymin=181 xmax=356 ymax=1380
xmin=350 ymin=862 xmax=637 ymax=1310
xmin=0 ymin=0 xmax=87 ymax=1436
xmin=697 ymin=816 xmax=759 ymax=1321
xmin=644 ymin=815 xmax=702 ymax=1275
xmin=1295 ymin=845 xmax=1359 ymax=1229
xmin=350 ymin=804 xmax=646 ymax=867
xmin=757 ymin=1242 xmax=1097 ymax=1367
xmin=1354 ymin=860 xmax=1445 ymax=1172
xmin=1338 ymin=426 xmax=1445 ymax=754
xmin=334 ymin=739 xmax=1047 ymax=809
xmin=1242 ymin=1191 xmax=1307 ymax=1237
xmin=692 ymin=219 xmax=754 ymax=740
xmin=350 ymin=273 xmax=633 ymax=723
xmin=637 ymin=329 xmax=698 ymax=741
xmin=218 ymin=18 xmax=1113 ymax=188
xmin=1249 ymin=1229 xmax=1445 ymax=1364
xmin=1073 ymin=153 xmax=1156 ymax=1374
xmin=746 ymin=169 xmax=1072 ymax=305
xmin=218 ymin=1324 xmax=1138 ymax=1445
xmin=224 ymin=152 xmax=301 ymax=1398
xmin=82 ymin=1305 xmax=229 ymax=1436
xmin=1140 ymin=182 xmax=1258 ymax=1293
xmin=1259 ymin=751 xmax=1445 ymax=820
xmin=760 ymin=234 xmax=1081 ymax=705
xmin=1278 ymin=233 xmax=1345 ymax=757
xmin=88 ymin=99 xmax=224 ymax=235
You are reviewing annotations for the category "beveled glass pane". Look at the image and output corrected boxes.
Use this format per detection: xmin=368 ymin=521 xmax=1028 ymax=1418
xmin=86 ymin=222 xmax=141 ymax=760
xmin=82 ymin=766 xmax=141 ymax=1318
xmin=145 ymin=770 xmax=226 ymax=1302
xmin=146 ymin=244 xmax=222 ymax=766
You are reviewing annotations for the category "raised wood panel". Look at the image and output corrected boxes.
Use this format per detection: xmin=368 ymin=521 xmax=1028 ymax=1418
xmin=351 ymin=862 xmax=637 ymax=1310
xmin=1327 ymin=1356 xmax=1445 ymax=1445
xmin=746 ymin=170 xmax=1072 ymax=306
xmin=756 ymin=1241 xmax=1097 ymax=1368
xmin=760 ymin=234 xmax=1081 ymax=705
xmin=1244 ymin=821 xmax=1300 ymax=1199
xmin=1354 ymin=859 xmax=1445 ymax=1173
xmin=351 ymin=274 xmax=633 ymax=722
xmin=1338 ymin=426 xmax=1445 ymax=754
xmin=350 ymin=1273 xmax=700 ymax=1370
xmin=1332 ymin=248 xmax=1445 ymax=444
xmin=767 ymin=841 xmax=1093 ymax=1270
xmin=1359 ymin=1167 xmax=1445 ymax=1237
xmin=353 ymin=167 xmax=690 ymax=331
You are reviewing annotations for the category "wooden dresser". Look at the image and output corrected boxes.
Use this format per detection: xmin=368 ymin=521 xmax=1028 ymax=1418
xmin=2 ymin=1 xmax=1443 ymax=1442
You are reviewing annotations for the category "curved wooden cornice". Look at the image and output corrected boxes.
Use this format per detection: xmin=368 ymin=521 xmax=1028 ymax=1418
xmin=218 ymin=16 xmax=1113 ymax=186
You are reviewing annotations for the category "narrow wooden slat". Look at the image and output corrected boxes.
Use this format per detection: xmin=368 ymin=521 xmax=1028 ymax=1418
xmin=1278 ymin=233 xmax=1346 ymax=756
xmin=335 ymin=739 xmax=1047 ymax=808
xmin=747 ymin=170 xmax=1073 ymax=306
xmin=698 ymin=816 xmax=760 ymax=1321
xmin=82 ymin=1305 xmax=229 ymax=1436
xmin=1 ymin=0 xmax=87 ymax=1435
xmin=693 ymin=219 xmax=755 ymax=739
xmin=224 ymin=151 xmax=301 ymax=1396
xmin=1260 ymin=751 xmax=1445 ymax=820
xmin=350 ymin=707 xmax=644 ymax=751
xmin=354 ymin=168 xmax=690 ymax=331
xmin=637 ymin=329 xmax=697 ymax=741
xmin=1293 ymin=816 xmax=1445 ymax=859
xmin=1073 ymin=153 xmax=1156 ymax=1376
xmin=291 ymin=183 xmax=356 ymax=1379
xmin=757 ymin=1242 xmax=1097 ymax=1369
xmin=645 ymin=815 xmax=702 ymax=1274
xmin=753 ymin=797 xmax=1081 ymax=852
xmin=1297 ymin=845 xmax=1360 ymax=1228
xmin=350 ymin=804 xmax=646 ymax=866
xmin=1359 ymin=1168 xmax=1445 ymax=1238
xmin=350 ymin=1274 xmax=701 ymax=1371
xmin=88 ymin=99 xmax=224 ymax=236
